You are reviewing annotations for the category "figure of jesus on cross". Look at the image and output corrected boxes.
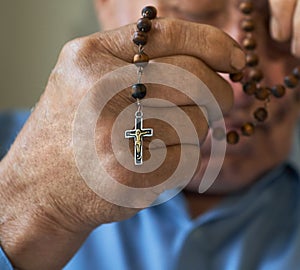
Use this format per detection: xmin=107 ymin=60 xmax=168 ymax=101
xmin=125 ymin=111 xmax=153 ymax=165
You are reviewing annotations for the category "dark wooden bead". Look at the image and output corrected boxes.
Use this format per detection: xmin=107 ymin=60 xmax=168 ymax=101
xmin=230 ymin=71 xmax=244 ymax=82
xmin=241 ymin=122 xmax=255 ymax=136
xmin=239 ymin=1 xmax=253 ymax=14
xmin=243 ymin=82 xmax=257 ymax=95
xmin=133 ymin=52 xmax=149 ymax=67
xmin=271 ymin=85 xmax=286 ymax=98
xmin=249 ymin=68 xmax=263 ymax=82
xmin=133 ymin=31 xmax=148 ymax=46
xmin=255 ymin=87 xmax=270 ymax=101
xmin=243 ymin=37 xmax=257 ymax=50
xmin=137 ymin=18 xmax=152 ymax=32
xmin=226 ymin=131 xmax=240 ymax=145
xmin=241 ymin=18 xmax=255 ymax=32
xmin=293 ymin=66 xmax=300 ymax=79
xmin=254 ymin=107 xmax=268 ymax=122
xmin=142 ymin=6 xmax=157 ymax=20
xmin=246 ymin=53 xmax=259 ymax=67
xmin=131 ymin=84 xmax=147 ymax=99
xmin=213 ymin=127 xmax=226 ymax=141
xmin=284 ymin=74 xmax=299 ymax=88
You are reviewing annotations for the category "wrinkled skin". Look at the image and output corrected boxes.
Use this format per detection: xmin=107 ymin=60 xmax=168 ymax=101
xmin=0 ymin=17 xmax=242 ymax=269
xmin=0 ymin=0 xmax=299 ymax=269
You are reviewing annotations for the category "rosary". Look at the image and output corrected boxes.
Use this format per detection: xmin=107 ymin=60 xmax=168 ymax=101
xmin=125 ymin=2 xmax=300 ymax=166
xmin=227 ymin=0 xmax=300 ymax=144
xmin=124 ymin=6 xmax=157 ymax=165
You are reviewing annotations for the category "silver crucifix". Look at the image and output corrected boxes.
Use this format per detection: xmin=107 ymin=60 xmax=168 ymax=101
xmin=125 ymin=111 xmax=153 ymax=165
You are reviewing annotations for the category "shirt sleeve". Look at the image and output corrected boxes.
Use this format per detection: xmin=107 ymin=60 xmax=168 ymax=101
xmin=0 ymin=247 xmax=13 ymax=270
xmin=0 ymin=111 xmax=30 ymax=269
xmin=0 ymin=110 xmax=30 ymax=160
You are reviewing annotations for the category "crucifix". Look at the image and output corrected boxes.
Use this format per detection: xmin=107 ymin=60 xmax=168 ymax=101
xmin=125 ymin=111 xmax=153 ymax=165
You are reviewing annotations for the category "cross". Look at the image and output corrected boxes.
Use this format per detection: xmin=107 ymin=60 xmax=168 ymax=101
xmin=125 ymin=111 xmax=153 ymax=165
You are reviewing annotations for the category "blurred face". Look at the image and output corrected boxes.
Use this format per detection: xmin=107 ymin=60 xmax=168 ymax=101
xmin=96 ymin=0 xmax=300 ymax=193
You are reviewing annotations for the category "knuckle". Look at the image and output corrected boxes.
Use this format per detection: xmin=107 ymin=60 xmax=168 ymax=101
xmin=59 ymin=34 xmax=104 ymax=69
xmin=50 ymin=37 xmax=86 ymax=82
xmin=60 ymin=37 xmax=84 ymax=60
xmin=54 ymin=34 xmax=110 ymax=80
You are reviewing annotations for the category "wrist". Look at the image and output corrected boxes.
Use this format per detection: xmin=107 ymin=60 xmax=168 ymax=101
xmin=0 ymin=211 xmax=90 ymax=270
xmin=0 ymin=152 xmax=92 ymax=270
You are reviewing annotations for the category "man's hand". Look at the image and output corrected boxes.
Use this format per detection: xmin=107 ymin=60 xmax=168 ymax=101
xmin=269 ymin=0 xmax=300 ymax=57
xmin=0 ymin=18 xmax=244 ymax=270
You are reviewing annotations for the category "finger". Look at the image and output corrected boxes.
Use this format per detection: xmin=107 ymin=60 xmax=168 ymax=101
xmin=269 ymin=0 xmax=297 ymax=42
xmin=98 ymin=105 xmax=208 ymax=150
xmin=95 ymin=18 xmax=245 ymax=73
xmin=292 ymin=0 xmax=300 ymax=56
xmin=96 ymin=106 xmax=205 ymax=188
xmin=100 ymin=144 xmax=201 ymax=189
xmin=147 ymin=55 xmax=233 ymax=115
xmin=92 ymin=55 xmax=233 ymax=122
xmin=142 ymin=105 xmax=208 ymax=148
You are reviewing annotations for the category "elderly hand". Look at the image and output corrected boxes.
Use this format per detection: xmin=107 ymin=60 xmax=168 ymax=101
xmin=269 ymin=0 xmax=300 ymax=57
xmin=0 ymin=18 xmax=244 ymax=270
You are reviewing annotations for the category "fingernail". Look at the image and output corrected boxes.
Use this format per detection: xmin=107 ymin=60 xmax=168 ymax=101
xmin=231 ymin=46 xmax=246 ymax=70
xmin=271 ymin=17 xmax=281 ymax=40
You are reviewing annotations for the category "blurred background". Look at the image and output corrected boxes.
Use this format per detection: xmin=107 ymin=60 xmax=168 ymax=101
xmin=0 ymin=0 xmax=98 ymax=109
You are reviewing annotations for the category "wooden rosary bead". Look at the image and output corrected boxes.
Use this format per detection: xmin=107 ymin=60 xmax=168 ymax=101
xmin=239 ymin=1 xmax=253 ymax=14
xmin=243 ymin=37 xmax=256 ymax=50
xmin=254 ymin=107 xmax=268 ymax=122
xmin=133 ymin=52 xmax=149 ymax=67
xmin=271 ymin=85 xmax=286 ymax=98
xmin=284 ymin=74 xmax=299 ymax=88
xmin=241 ymin=18 xmax=255 ymax=32
xmin=249 ymin=68 xmax=263 ymax=82
xmin=226 ymin=131 xmax=240 ymax=145
xmin=243 ymin=81 xmax=257 ymax=95
xmin=142 ymin=6 xmax=157 ymax=20
xmin=241 ymin=122 xmax=255 ymax=136
xmin=131 ymin=83 xmax=147 ymax=99
xmin=255 ymin=87 xmax=270 ymax=101
xmin=137 ymin=18 xmax=152 ymax=32
xmin=293 ymin=66 xmax=300 ymax=79
xmin=133 ymin=31 xmax=148 ymax=46
xmin=246 ymin=53 xmax=259 ymax=67
xmin=228 ymin=1 xmax=300 ymax=146
xmin=230 ymin=71 xmax=244 ymax=82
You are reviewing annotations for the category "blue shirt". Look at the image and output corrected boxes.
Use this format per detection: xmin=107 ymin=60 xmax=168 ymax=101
xmin=1 ymin=111 xmax=300 ymax=270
